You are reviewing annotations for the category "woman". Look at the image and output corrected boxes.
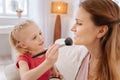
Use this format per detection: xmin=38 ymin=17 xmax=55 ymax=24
xmin=71 ymin=0 xmax=120 ymax=80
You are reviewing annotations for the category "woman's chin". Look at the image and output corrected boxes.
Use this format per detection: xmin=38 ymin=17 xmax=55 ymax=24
xmin=74 ymin=41 xmax=82 ymax=45
xmin=74 ymin=42 xmax=79 ymax=45
xmin=73 ymin=40 xmax=78 ymax=45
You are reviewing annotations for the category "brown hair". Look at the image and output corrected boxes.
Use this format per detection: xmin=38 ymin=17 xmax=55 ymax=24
xmin=80 ymin=0 xmax=120 ymax=79
xmin=9 ymin=20 xmax=36 ymax=54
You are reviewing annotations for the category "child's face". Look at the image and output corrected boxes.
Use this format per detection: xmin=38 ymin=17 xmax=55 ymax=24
xmin=18 ymin=24 xmax=45 ymax=54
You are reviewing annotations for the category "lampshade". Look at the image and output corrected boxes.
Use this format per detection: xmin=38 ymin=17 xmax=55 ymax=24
xmin=51 ymin=1 xmax=68 ymax=14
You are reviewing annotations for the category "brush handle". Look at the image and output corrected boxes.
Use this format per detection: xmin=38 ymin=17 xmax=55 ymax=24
xmin=32 ymin=37 xmax=73 ymax=58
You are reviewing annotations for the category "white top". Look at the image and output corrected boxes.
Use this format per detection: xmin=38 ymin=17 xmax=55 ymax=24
xmin=55 ymin=45 xmax=88 ymax=80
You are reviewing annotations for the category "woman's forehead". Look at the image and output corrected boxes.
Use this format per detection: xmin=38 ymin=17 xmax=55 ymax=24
xmin=75 ymin=7 xmax=92 ymax=21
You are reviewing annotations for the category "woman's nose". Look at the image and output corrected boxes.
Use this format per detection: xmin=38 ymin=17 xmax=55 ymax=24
xmin=71 ymin=24 xmax=76 ymax=32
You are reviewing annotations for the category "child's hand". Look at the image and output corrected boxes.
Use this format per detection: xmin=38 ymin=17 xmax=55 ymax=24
xmin=45 ymin=44 xmax=60 ymax=66
xmin=50 ymin=66 xmax=63 ymax=79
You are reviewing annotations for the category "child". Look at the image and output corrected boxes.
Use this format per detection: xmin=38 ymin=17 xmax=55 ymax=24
xmin=9 ymin=20 xmax=63 ymax=80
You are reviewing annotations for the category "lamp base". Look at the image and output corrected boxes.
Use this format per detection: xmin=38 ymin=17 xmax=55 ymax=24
xmin=54 ymin=15 xmax=61 ymax=42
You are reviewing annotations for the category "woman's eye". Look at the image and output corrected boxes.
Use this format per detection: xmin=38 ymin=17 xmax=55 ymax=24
xmin=77 ymin=23 xmax=82 ymax=25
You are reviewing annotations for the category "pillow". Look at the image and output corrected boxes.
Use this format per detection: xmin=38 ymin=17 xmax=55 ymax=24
xmin=55 ymin=45 xmax=88 ymax=80
xmin=4 ymin=63 xmax=20 ymax=80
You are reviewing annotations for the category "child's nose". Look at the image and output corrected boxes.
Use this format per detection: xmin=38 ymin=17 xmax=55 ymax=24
xmin=38 ymin=36 xmax=42 ymax=41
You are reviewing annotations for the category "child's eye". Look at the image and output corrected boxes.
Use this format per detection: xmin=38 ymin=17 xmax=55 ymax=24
xmin=39 ymin=32 xmax=42 ymax=35
xmin=33 ymin=36 xmax=37 ymax=40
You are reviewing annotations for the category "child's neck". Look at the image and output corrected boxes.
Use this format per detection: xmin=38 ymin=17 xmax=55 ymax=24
xmin=30 ymin=48 xmax=46 ymax=56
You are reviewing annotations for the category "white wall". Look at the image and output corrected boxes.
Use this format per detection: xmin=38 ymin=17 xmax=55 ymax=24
xmin=68 ymin=0 xmax=80 ymax=39
xmin=0 ymin=34 xmax=11 ymax=56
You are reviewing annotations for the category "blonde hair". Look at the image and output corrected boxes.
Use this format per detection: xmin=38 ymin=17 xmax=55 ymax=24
xmin=9 ymin=20 xmax=36 ymax=54
xmin=80 ymin=0 xmax=120 ymax=79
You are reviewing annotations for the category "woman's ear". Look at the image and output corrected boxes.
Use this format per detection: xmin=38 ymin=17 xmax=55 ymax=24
xmin=97 ymin=25 xmax=108 ymax=38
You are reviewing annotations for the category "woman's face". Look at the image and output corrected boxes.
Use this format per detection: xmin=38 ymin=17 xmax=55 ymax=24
xmin=71 ymin=7 xmax=100 ymax=47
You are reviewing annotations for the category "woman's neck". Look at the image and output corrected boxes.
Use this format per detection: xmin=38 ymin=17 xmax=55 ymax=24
xmin=87 ymin=42 xmax=103 ymax=79
xmin=87 ymin=42 xmax=102 ymax=61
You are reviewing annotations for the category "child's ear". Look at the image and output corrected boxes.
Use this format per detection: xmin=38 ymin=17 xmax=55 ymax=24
xmin=17 ymin=42 xmax=27 ymax=49
xmin=97 ymin=25 xmax=108 ymax=38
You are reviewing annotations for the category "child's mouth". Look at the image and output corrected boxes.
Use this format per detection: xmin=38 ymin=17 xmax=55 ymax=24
xmin=39 ymin=41 xmax=44 ymax=46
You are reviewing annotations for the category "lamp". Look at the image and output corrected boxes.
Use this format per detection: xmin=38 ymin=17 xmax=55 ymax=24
xmin=51 ymin=1 xmax=68 ymax=42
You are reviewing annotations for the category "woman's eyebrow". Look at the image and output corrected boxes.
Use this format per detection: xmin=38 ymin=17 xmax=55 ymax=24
xmin=75 ymin=19 xmax=83 ymax=22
